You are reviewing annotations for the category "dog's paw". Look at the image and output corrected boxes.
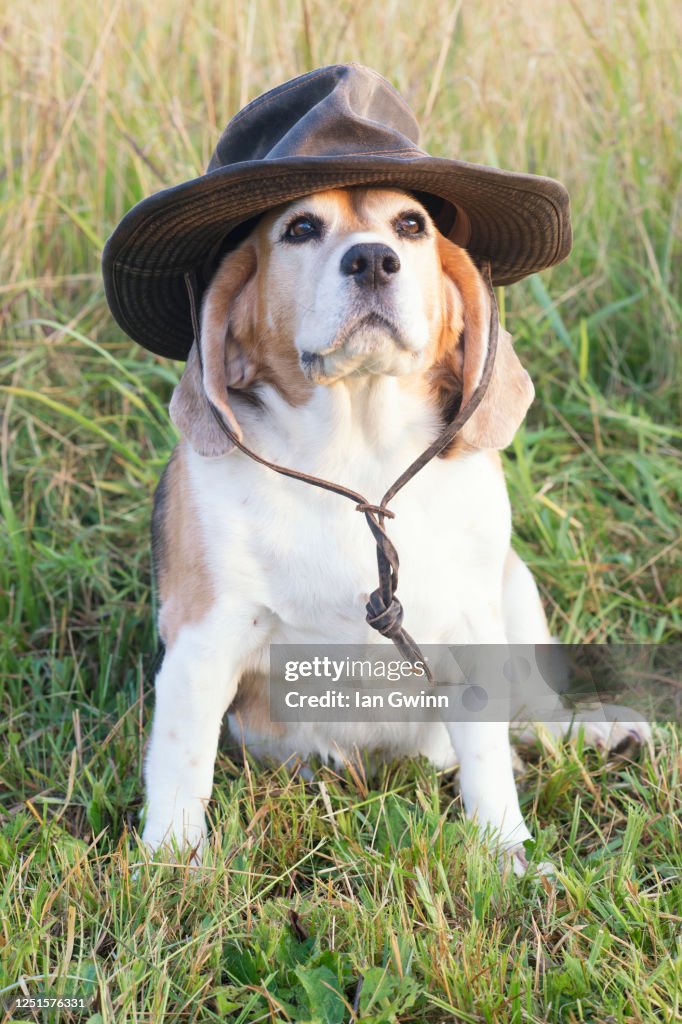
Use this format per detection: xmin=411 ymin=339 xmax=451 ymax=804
xmin=570 ymin=705 xmax=652 ymax=754
xmin=141 ymin=807 xmax=207 ymax=866
xmin=500 ymin=842 xmax=555 ymax=879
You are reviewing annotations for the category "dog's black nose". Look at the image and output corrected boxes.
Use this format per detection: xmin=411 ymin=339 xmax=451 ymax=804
xmin=340 ymin=243 xmax=401 ymax=286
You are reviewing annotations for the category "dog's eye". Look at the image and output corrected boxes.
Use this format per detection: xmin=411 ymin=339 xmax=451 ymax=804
xmin=395 ymin=211 xmax=426 ymax=237
xmin=283 ymin=215 xmax=322 ymax=241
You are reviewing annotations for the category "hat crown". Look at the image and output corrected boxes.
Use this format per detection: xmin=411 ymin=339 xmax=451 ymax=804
xmin=207 ymin=64 xmax=423 ymax=172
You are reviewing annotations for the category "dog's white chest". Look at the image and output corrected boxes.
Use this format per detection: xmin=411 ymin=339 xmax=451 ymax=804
xmin=188 ymin=419 xmax=511 ymax=647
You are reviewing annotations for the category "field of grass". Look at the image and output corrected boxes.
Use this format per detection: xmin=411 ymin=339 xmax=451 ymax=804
xmin=1 ymin=0 xmax=681 ymax=1021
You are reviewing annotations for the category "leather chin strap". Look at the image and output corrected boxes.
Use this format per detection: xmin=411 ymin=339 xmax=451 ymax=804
xmin=185 ymin=266 xmax=499 ymax=683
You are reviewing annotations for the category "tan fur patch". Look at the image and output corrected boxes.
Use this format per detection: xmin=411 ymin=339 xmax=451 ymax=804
xmin=229 ymin=670 xmax=287 ymax=741
xmin=155 ymin=443 xmax=213 ymax=649
xmin=427 ymin=235 xmax=534 ymax=454
xmin=219 ymin=226 xmax=314 ymax=409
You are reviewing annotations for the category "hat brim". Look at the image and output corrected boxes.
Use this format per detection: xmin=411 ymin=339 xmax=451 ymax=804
xmin=102 ymin=155 xmax=571 ymax=360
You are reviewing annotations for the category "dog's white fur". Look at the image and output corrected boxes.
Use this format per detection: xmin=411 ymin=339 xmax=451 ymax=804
xmin=143 ymin=188 xmax=649 ymax=871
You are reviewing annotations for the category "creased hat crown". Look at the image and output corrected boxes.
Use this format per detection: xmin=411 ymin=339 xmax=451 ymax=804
xmin=207 ymin=65 xmax=422 ymax=169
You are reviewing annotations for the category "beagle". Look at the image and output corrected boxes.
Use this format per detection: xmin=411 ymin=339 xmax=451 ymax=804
xmin=144 ymin=187 xmax=650 ymax=872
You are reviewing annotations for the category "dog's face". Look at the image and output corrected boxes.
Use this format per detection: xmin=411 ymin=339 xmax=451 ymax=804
xmin=171 ymin=186 xmax=534 ymax=456
xmin=253 ymin=189 xmax=443 ymax=383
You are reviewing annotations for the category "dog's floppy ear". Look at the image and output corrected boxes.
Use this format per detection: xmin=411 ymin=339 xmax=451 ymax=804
xmin=169 ymin=246 xmax=257 ymax=457
xmin=436 ymin=235 xmax=534 ymax=450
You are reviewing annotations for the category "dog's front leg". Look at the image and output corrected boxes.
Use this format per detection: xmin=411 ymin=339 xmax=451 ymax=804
xmin=141 ymin=612 xmax=253 ymax=861
xmin=439 ymin=623 xmax=538 ymax=875
xmin=446 ymin=719 xmax=532 ymax=867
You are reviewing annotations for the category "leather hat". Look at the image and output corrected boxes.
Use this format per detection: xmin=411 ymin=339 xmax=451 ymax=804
xmin=102 ymin=63 xmax=571 ymax=360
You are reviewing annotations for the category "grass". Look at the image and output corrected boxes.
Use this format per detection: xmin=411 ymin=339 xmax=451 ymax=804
xmin=1 ymin=0 xmax=681 ymax=1020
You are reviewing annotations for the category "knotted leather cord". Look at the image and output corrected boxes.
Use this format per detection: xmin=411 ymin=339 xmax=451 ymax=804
xmin=184 ymin=263 xmax=499 ymax=682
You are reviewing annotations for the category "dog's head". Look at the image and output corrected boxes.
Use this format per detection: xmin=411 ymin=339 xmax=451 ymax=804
xmin=171 ymin=187 xmax=533 ymax=456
